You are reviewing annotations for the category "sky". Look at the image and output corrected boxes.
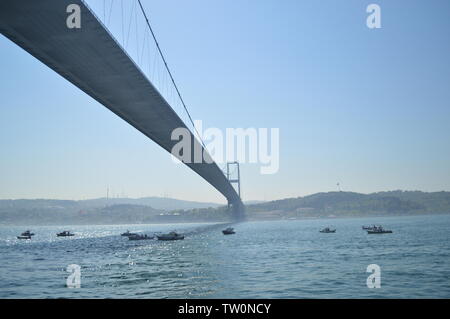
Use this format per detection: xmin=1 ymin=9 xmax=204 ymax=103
xmin=1 ymin=0 xmax=450 ymax=203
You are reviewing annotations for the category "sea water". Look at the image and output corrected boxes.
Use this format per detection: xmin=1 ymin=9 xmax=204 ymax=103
xmin=0 ymin=215 xmax=449 ymax=298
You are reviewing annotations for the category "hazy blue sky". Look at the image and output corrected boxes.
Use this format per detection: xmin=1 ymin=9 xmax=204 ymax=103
xmin=1 ymin=0 xmax=450 ymax=203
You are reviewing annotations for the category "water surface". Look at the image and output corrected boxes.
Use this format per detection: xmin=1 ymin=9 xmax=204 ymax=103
xmin=0 ymin=215 xmax=449 ymax=298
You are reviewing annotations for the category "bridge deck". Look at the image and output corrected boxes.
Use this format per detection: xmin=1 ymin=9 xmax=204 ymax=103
xmin=0 ymin=0 xmax=243 ymax=210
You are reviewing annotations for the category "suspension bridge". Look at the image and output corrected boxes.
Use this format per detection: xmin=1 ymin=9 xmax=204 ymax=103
xmin=0 ymin=0 xmax=245 ymax=219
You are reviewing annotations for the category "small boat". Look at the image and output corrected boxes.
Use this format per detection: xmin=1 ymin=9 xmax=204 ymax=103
xmin=362 ymin=225 xmax=378 ymax=230
xmin=121 ymin=230 xmax=138 ymax=237
xmin=57 ymin=231 xmax=75 ymax=237
xmin=367 ymin=226 xmax=392 ymax=234
xmin=128 ymin=234 xmax=154 ymax=241
xmin=222 ymin=227 xmax=235 ymax=235
xmin=156 ymin=231 xmax=184 ymax=241
xmin=17 ymin=235 xmax=32 ymax=240
xmin=319 ymin=227 xmax=336 ymax=233
xmin=21 ymin=230 xmax=35 ymax=237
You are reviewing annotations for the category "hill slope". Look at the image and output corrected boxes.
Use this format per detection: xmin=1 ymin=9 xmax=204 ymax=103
xmin=1 ymin=191 xmax=450 ymax=225
xmin=246 ymin=191 xmax=450 ymax=219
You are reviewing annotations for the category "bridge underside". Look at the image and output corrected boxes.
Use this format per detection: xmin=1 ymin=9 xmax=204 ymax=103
xmin=0 ymin=0 xmax=244 ymax=219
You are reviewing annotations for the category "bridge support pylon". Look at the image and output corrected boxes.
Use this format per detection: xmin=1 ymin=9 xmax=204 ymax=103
xmin=226 ymin=162 xmax=245 ymax=221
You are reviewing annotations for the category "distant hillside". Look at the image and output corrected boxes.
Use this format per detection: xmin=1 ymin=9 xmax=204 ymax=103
xmin=244 ymin=200 xmax=266 ymax=205
xmin=1 ymin=191 xmax=449 ymax=225
xmin=79 ymin=197 xmax=220 ymax=210
xmin=0 ymin=196 xmax=220 ymax=211
xmin=0 ymin=197 xmax=221 ymax=225
xmin=245 ymin=191 xmax=450 ymax=219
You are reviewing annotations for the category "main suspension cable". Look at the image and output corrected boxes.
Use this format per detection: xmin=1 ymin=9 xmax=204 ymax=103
xmin=136 ymin=0 xmax=206 ymax=148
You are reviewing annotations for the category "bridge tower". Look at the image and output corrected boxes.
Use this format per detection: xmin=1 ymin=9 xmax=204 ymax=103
xmin=226 ymin=162 xmax=245 ymax=220
xmin=226 ymin=161 xmax=241 ymax=198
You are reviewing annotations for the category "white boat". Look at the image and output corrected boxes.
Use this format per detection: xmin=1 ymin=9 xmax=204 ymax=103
xmin=17 ymin=235 xmax=31 ymax=240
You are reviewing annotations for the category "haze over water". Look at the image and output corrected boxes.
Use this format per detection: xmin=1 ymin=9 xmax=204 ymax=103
xmin=1 ymin=215 xmax=449 ymax=298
